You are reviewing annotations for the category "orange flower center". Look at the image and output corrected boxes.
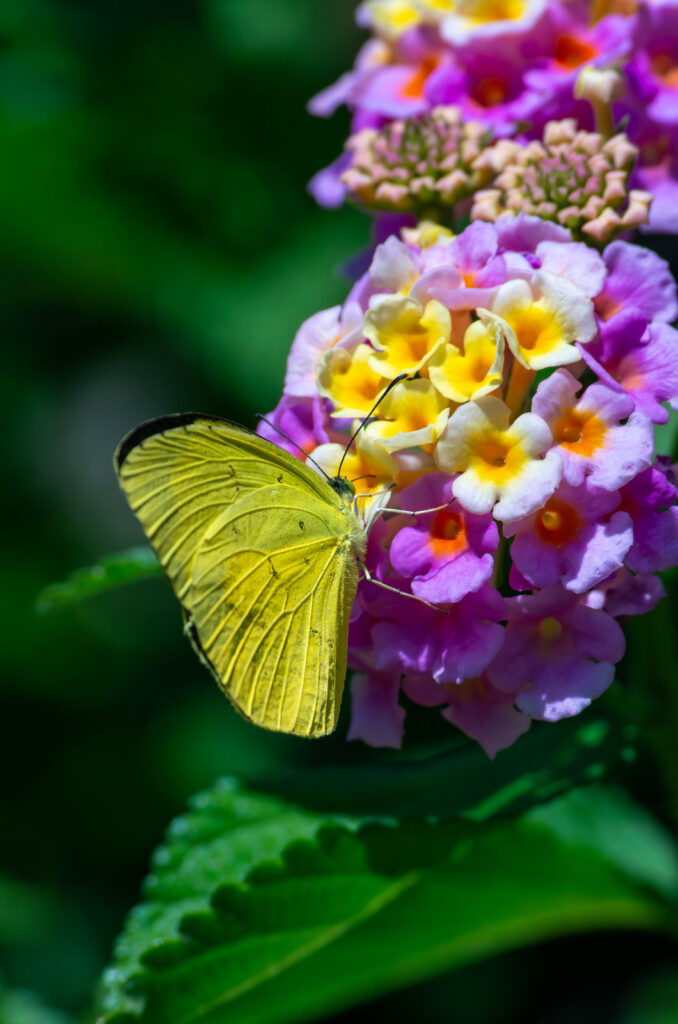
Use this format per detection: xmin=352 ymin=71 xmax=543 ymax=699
xmin=594 ymin=291 xmax=622 ymax=321
xmin=553 ymin=407 xmax=606 ymax=457
xmin=554 ymin=33 xmax=597 ymax=69
xmin=535 ymin=497 xmax=582 ymax=546
xmin=428 ymin=508 xmax=468 ymax=559
xmin=400 ymin=56 xmax=440 ymax=99
xmin=651 ymin=52 xmax=678 ymax=89
xmin=471 ymin=76 xmax=508 ymax=108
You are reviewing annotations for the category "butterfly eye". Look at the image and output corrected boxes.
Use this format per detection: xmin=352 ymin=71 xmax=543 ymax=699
xmin=329 ymin=476 xmax=356 ymax=499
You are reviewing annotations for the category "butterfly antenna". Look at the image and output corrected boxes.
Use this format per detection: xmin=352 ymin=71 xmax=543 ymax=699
xmin=336 ymin=373 xmax=409 ymax=479
xmin=255 ymin=415 xmax=332 ymax=482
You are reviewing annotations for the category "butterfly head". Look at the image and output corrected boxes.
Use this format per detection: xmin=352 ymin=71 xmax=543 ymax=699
xmin=328 ymin=475 xmax=356 ymax=501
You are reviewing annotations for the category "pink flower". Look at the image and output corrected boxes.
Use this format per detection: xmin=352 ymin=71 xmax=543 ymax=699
xmin=584 ymin=568 xmax=666 ymax=619
xmin=284 ymin=304 xmax=363 ymax=399
xmin=505 ymin=479 xmax=634 ymax=594
xmin=594 ymin=241 xmax=678 ymax=329
xmin=347 ymin=667 xmax=405 ymax=749
xmin=256 ymin=396 xmax=330 ymax=460
xmin=532 ymin=368 xmax=653 ymax=490
xmin=581 ymin=319 xmax=678 ymax=425
xmin=372 ymin=585 xmax=506 ymax=684
xmin=487 ymin=586 xmax=625 ymax=722
xmin=389 ymin=472 xmax=499 ymax=603
xmin=620 ymin=464 xmax=678 ymax=574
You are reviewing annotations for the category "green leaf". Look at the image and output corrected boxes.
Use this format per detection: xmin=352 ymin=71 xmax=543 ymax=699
xmin=98 ymin=780 xmax=338 ymax=1023
xmin=35 ymin=548 xmax=162 ymax=614
xmin=256 ymin=715 xmax=635 ymax=821
xmin=527 ymin=785 xmax=678 ymax=900
xmin=97 ymin=779 xmax=677 ymax=1024
xmin=654 ymin=406 xmax=678 ymax=460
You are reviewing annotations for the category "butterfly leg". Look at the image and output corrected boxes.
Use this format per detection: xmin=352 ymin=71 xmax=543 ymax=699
xmin=379 ymin=502 xmax=453 ymax=518
xmin=359 ymin=563 xmax=447 ymax=614
xmin=352 ymin=486 xmax=394 ymax=515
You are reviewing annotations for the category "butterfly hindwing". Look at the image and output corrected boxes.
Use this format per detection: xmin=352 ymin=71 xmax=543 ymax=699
xmin=188 ymin=487 xmax=359 ymax=736
xmin=115 ymin=414 xmax=363 ymax=736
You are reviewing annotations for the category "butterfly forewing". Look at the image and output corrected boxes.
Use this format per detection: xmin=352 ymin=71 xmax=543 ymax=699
xmin=115 ymin=414 xmax=363 ymax=736
xmin=189 ymin=487 xmax=360 ymax=736
xmin=115 ymin=415 xmax=336 ymax=600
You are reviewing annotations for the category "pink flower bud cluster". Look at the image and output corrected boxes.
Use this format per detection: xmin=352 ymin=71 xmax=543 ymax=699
xmin=473 ymin=119 xmax=653 ymax=242
xmin=341 ymin=106 xmax=495 ymax=212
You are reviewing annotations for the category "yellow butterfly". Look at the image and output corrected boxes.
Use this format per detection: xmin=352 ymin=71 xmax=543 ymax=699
xmin=115 ymin=413 xmax=372 ymax=738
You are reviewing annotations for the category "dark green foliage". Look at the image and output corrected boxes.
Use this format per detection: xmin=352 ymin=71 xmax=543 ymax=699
xmin=97 ymin=779 xmax=677 ymax=1024
xmin=36 ymin=549 xmax=161 ymax=613
xmin=255 ymin=717 xmax=634 ymax=820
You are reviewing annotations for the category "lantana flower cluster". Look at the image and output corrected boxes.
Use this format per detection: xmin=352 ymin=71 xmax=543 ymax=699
xmin=310 ymin=0 xmax=678 ymax=234
xmin=260 ymin=215 xmax=678 ymax=755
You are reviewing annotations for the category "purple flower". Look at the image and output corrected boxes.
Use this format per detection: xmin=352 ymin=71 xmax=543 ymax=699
xmin=444 ymin=220 xmax=508 ymax=286
xmin=532 ymin=238 xmax=607 ymax=298
xmin=372 ymin=584 xmax=506 ymax=684
xmin=347 ymin=667 xmax=405 ymax=749
xmin=525 ymin=4 xmax=636 ymax=97
xmin=356 ymin=55 xmax=462 ymax=121
xmin=494 ymin=210 xmax=572 ymax=254
xmin=256 ymin=396 xmax=330 ymax=460
xmin=487 ymin=586 xmax=625 ymax=722
xmin=622 ymin=105 xmax=678 ymax=234
xmin=625 ymin=1 xmax=678 ymax=127
xmin=389 ymin=472 xmax=498 ymax=604
xmin=581 ymin=319 xmax=678 ymax=425
xmin=284 ymin=303 xmax=363 ymax=399
xmin=308 ymin=38 xmax=392 ymax=118
xmin=584 ymin=568 xmax=666 ymax=619
xmin=594 ymin=240 xmax=678 ymax=328
xmin=403 ymin=673 xmax=531 ymax=759
xmin=532 ymin=368 xmax=654 ymax=489
xmin=308 ymin=153 xmax=351 ymax=209
xmin=620 ymin=464 xmax=678 ymax=574
xmin=505 ymin=479 xmax=633 ymax=594
xmin=436 ymin=46 xmax=543 ymax=134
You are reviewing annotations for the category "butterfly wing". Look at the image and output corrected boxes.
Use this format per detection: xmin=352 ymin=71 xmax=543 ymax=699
xmin=115 ymin=413 xmax=336 ymax=602
xmin=115 ymin=413 xmax=360 ymax=736
xmin=188 ymin=486 xmax=359 ymax=736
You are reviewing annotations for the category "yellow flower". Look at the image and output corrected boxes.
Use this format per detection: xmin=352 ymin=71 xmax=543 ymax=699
xmin=364 ymin=295 xmax=451 ymax=376
xmin=401 ymin=220 xmax=455 ymax=249
xmin=361 ymin=0 xmax=423 ymax=38
xmin=434 ymin=395 xmax=562 ymax=520
xmin=364 ymin=378 xmax=451 ymax=451
xmin=317 ymin=343 xmax=388 ymax=418
xmin=490 ymin=273 xmax=597 ymax=370
xmin=428 ymin=309 xmax=505 ymax=403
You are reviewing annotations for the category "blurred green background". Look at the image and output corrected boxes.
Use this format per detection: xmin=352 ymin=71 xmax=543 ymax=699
xmin=2 ymin=2 xmax=677 ymax=1022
